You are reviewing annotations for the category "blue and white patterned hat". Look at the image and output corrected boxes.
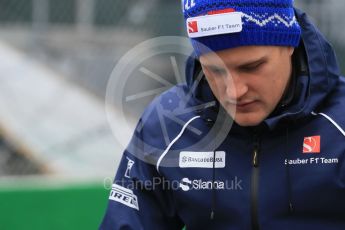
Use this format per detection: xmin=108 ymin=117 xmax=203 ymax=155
xmin=182 ymin=0 xmax=301 ymax=56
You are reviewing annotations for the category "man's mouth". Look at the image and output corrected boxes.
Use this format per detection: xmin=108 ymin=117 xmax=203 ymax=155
xmin=225 ymin=100 xmax=259 ymax=111
xmin=236 ymin=101 xmax=256 ymax=107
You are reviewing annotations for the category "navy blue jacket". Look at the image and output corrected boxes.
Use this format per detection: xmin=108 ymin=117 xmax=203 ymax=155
xmin=100 ymin=9 xmax=345 ymax=230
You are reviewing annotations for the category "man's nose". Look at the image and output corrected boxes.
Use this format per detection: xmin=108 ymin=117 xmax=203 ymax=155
xmin=225 ymin=72 xmax=248 ymax=102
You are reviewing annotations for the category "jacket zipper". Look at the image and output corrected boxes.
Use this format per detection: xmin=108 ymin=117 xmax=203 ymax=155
xmin=251 ymin=132 xmax=260 ymax=230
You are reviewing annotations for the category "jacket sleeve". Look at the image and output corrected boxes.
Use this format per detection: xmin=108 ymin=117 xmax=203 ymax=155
xmin=99 ymin=121 xmax=184 ymax=230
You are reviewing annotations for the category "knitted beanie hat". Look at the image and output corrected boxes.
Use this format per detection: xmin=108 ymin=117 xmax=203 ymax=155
xmin=182 ymin=0 xmax=301 ymax=56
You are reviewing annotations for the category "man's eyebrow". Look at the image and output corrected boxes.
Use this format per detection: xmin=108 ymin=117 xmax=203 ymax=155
xmin=235 ymin=56 xmax=268 ymax=68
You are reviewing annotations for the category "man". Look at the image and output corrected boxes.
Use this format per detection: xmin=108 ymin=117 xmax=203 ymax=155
xmin=100 ymin=0 xmax=345 ymax=229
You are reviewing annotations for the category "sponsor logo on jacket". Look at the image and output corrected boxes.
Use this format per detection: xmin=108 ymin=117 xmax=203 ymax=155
xmin=109 ymin=184 xmax=139 ymax=210
xmin=179 ymin=151 xmax=226 ymax=168
xmin=179 ymin=177 xmax=243 ymax=191
xmin=124 ymin=157 xmax=135 ymax=178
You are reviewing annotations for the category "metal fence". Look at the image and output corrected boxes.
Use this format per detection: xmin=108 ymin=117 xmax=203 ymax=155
xmin=0 ymin=0 xmax=183 ymax=34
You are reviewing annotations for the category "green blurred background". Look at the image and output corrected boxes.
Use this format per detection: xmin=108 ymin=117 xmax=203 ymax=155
xmin=0 ymin=180 xmax=109 ymax=230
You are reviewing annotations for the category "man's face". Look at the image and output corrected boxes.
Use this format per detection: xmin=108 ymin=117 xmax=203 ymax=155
xmin=200 ymin=46 xmax=294 ymax=127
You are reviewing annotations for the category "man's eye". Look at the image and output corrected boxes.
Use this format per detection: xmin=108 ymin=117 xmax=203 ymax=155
xmin=241 ymin=63 xmax=264 ymax=72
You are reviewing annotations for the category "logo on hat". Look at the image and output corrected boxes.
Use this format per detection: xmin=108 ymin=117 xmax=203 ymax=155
xmin=303 ymin=135 xmax=320 ymax=153
xmin=188 ymin=21 xmax=198 ymax=33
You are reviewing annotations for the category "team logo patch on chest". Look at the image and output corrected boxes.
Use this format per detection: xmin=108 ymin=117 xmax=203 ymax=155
xmin=303 ymin=135 xmax=321 ymax=153
xmin=285 ymin=135 xmax=339 ymax=165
